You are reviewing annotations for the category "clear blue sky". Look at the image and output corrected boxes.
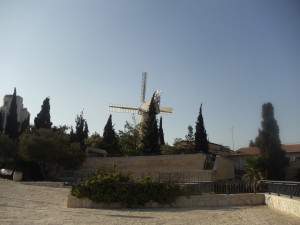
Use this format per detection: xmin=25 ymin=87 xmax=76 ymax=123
xmin=1 ymin=0 xmax=299 ymax=150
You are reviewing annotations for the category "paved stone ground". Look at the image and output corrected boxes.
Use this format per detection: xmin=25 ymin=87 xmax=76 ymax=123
xmin=0 ymin=178 xmax=299 ymax=225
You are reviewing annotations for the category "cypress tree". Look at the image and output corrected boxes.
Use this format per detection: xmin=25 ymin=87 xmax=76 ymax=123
xmin=141 ymin=93 xmax=159 ymax=154
xmin=70 ymin=112 xmax=89 ymax=150
xmin=34 ymin=97 xmax=52 ymax=129
xmin=255 ymin=102 xmax=289 ymax=180
xmin=103 ymin=114 xmax=118 ymax=154
xmin=194 ymin=104 xmax=209 ymax=153
xmin=249 ymin=140 xmax=255 ymax=147
xmin=159 ymin=117 xmax=165 ymax=146
xmin=0 ymin=111 xmax=3 ymax=132
xmin=5 ymin=88 xmax=19 ymax=140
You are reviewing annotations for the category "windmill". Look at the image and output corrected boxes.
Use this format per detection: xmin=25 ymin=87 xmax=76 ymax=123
xmin=109 ymin=72 xmax=173 ymax=124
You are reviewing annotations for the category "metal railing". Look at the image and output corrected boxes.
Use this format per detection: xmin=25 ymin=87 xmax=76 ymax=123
xmin=182 ymin=181 xmax=261 ymax=195
xmin=261 ymin=180 xmax=300 ymax=198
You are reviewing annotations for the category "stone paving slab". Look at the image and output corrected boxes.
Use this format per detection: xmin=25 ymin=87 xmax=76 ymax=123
xmin=0 ymin=179 xmax=300 ymax=225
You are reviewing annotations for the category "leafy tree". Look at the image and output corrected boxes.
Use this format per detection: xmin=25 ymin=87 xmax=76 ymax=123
xmin=141 ymin=93 xmax=160 ymax=154
xmin=20 ymin=115 xmax=30 ymax=135
xmin=19 ymin=128 xmax=85 ymax=180
xmin=194 ymin=104 xmax=209 ymax=153
xmin=103 ymin=114 xmax=118 ymax=154
xmin=5 ymin=88 xmax=19 ymax=140
xmin=118 ymin=121 xmax=141 ymax=155
xmin=158 ymin=117 xmax=165 ymax=146
xmin=185 ymin=125 xmax=195 ymax=151
xmin=254 ymin=102 xmax=289 ymax=180
xmin=85 ymin=132 xmax=103 ymax=149
xmin=70 ymin=112 xmax=89 ymax=150
xmin=173 ymin=137 xmax=183 ymax=146
xmin=34 ymin=97 xmax=52 ymax=129
xmin=51 ymin=125 xmax=69 ymax=134
xmin=185 ymin=125 xmax=194 ymax=142
xmin=0 ymin=133 xmax=18 ymax=163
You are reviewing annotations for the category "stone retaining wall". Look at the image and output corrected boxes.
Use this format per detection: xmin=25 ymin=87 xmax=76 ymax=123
xmin=80 ymin=154 xmax=234 ymax=182
xmin=265 ymin=194 xmax=300 ymax=218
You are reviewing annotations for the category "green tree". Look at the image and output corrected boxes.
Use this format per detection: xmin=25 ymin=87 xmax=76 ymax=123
xmin=158 ymin=117 xmax=165 ymax=146
xmin=5 ymin=88 xmax=19 ymax=140
xmin=0 ymin=111 xmax=4 ymax=132
xmin=85 ymin=132 xmax=103 ymax=149
xmin=103 ymin=114 xmax=118 ymax=154
xmin=19 ymin=128 xmax=85 ymax=180
xmin=34 ymin=97 xmax=52 ymax=129
xmin=243 ymin=156 xmax=264 ymax=181
xmin=0 ymin=133 xmax=18 ymax=163
xmin=255 ymin=102 xmax=289 ymax=180
xmin=70 ymin=112 xmax=89 ymax=150
xmin=141 ymin=93 xmax=159 ymax=154
xmin=194 ymin=104 xmax=209 ymax=153
xmin=118 ymin=121 xmax=141 ymax=155
xmin=185 ymin=125 xmax=195 ymax=151
xmin=249 ymin=140 xmax=255 ymax=147
xmin=20 ymin=115 xmax=30 ymax=135
xmin=51 ymin=125 xmax=69 ymax=134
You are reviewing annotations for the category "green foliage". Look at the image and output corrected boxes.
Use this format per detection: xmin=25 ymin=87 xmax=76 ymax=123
xmin=254 ymin=102 xmax=289 ymax=180
xmin=71 ymin=167 xmax=186 ymax=207
xmin=173 ymin=138 xmax=183 ymax=146
xmin=19 ymin=128 xmax=85 ymax=180
xmin=85 ymin=132 xmax=104 ymax=149
xmin=5 ymin=88 xmax=19 ymax=140
xmin=118 ymin=121 xmax=141 ymax=155
xmin=185 ymin=125 xmax=194 ymax=142
xmin=20 ymin=115 xmax=30 ymax=135
xmin=103 ymin=115 xmax=119 ymax=154
xmin=159 ymin=117 xmax=165 ymax=146
xmin=34 ymin=97 xmax=52 ymax=129
xmin=70 ymin=112 xmax=89 ymax=150
xmin=243 ymin=156 xmax=264 ymax=181
xmin=161 ymin=144 xmax=181 ymax=154
xmin=249 ymin=140 xmax=255 ymax=147
xmin=0 ymin=133 xmax=18 ymax=162
xmin=0 ymin=110 xmax=4 ymax=132
xmin=194 ymin=104 xmax=209 ymax=154
xmin=141 ymin=93 xmax=160 ymax=154
xmin=51 ymin=125 xmax=69 ymax=134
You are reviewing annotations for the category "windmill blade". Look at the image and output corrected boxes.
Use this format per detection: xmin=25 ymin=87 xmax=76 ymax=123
xmin=140 ymin=72 xmax=147 ymax=103
xmin=109 ymin=104 xmax=139 ymax=114
xmin=159 ymin=107 xmax=173 ymax=114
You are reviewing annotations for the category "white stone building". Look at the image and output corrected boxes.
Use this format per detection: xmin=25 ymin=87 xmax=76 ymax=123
xmin=0 ymin=94 xmax=30 ymax=131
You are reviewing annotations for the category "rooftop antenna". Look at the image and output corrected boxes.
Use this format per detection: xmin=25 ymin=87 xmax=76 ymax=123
xmin=232 ymin=126 xmax=235 ymax=151
xmin=140 ymin=72 xmax=147 ymax=103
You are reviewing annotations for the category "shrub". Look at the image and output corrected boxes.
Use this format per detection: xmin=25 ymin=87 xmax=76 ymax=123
xmin=71 ymin=167 xmax=186 ymax=207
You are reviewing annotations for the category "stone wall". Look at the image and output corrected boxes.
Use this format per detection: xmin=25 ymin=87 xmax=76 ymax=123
xmin=265 ymin=194 xmax=300 ymax=218
xmin=67 ymin=193 xmax=266 ymax=208
xmin=213 ymin=156 xmax=235 ymax=181
xmin=80 ymin=153 xmax=234 ymax=182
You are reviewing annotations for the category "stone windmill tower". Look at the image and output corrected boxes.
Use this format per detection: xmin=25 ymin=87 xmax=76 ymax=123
xmin=109 ymin=72 xmax=173 ymax=124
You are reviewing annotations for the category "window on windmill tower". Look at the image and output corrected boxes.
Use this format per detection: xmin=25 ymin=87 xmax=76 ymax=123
xmin=4 ymin=101 xmax=8 ymax=106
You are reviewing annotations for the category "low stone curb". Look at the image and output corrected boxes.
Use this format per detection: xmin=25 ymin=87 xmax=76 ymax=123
xmin=67 ymin=193 xmax=265 ymax=209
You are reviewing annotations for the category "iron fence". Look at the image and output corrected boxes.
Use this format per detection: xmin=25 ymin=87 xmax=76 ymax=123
xmin=261 ymin=180 xmax=300 ymax=198
xmin=182 ymin=181 xmax=262 ymax=195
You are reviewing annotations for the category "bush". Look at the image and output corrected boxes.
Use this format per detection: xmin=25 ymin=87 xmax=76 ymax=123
xmin=71 ymin=167 xmax=186 ymax=207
